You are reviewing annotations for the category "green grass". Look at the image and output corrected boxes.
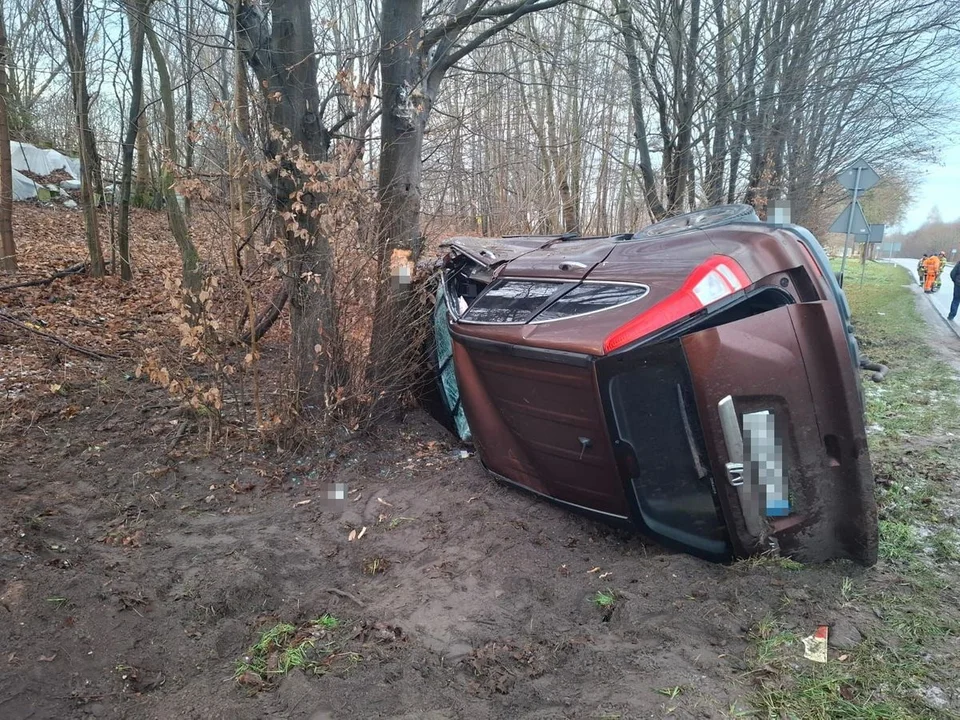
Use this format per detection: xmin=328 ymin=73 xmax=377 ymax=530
xmin=593 ymin=590 xmax=616 ymax=608
xmin=234 ymin=614 xmax=354 ymax=687
xmin=744 ymin=262 xmax=960 ymax=719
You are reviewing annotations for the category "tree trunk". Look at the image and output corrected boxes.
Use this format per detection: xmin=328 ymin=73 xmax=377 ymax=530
xmin=135 ymin=113 xmax=150 ymax=206
xmin=232 ymin=10 xmax=254 ymax=271
xmin=117 ymin=1 xmax=145 ymax=282
xmin=0 ymin=10 xmax=16 ymax=274
xmin=368 ymin=0 xmax=570 ymax=413
xmin=705 ymin=0 xmax=729 ymax=205
xmin=367 ymin=0 xmax=429 ymax=412
xmin=614 ymin=0 xmax=668 ymax=221
xmin=144 ymin=14 xmax=204 ymax=311
xmin=56 ymin=0 xmax=105 ymax=277
xmin=235 ymin=0 xmax=338 ymax=411
xmin=182 ymin=0 xmax=195 ymax=221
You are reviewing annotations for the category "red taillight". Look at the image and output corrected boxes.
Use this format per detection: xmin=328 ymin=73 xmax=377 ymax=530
xmin=603 ymin=255 xmax=751 ymax=353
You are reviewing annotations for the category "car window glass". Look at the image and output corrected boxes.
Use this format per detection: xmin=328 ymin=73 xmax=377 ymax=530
xmin=462 ymin=280 xmax=566 ymax=323
xmin=533 ymin=283 xmax=648 ymax=322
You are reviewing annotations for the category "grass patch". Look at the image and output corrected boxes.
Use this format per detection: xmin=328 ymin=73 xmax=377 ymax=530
xmin=930 ymin=529 xmax=960 ymax=563
xmin=736 ymin=554 xmax=805 ymax=572
xmin=234 ymin=614 xmax=358 ymax=689
xmin=746 ymin=261 xmax=960 ymax=719
xmin=593 ymin=589 xmax=616 ymax=608
xmin=362 ymin=557 xmax=390 ymax=575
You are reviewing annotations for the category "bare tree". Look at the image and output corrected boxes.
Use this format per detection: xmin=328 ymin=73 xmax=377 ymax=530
xmin=117 ymin=0 xmax=147 ymax=282
xmin=144 ymin=6 xmax=204 ymax=311
xmin=369 ymin=0 xmax=568 ymax=413
xmin=0 ymin=4 xmax=15 ymax=274
xmin=54 ymin=0 xmax=105 ymax=277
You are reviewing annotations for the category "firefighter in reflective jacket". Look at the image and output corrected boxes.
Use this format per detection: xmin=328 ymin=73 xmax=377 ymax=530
xmin=933 ymin=251 xmax=948 ymax=291
xmin=923 ymin=253 xmax=942 ymax=292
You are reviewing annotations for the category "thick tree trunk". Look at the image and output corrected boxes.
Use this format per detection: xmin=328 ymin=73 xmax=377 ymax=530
xmin=0 ymin=11 xmax=16 ymax=274
xmin=117 ymin=2 xmax=145 ymax=282
xmin=235 ymin=0 xmax=338 ymax=411
xmin=367 ymin=0 xmax=429 ymax=413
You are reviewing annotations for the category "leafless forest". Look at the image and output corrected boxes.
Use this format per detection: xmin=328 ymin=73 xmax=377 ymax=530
xmin=1 ymin=0 xmax=957 ymax=417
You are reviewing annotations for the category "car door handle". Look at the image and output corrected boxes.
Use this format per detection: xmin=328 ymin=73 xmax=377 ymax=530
xmin=559 ymin=261 xmax=587 ymax=271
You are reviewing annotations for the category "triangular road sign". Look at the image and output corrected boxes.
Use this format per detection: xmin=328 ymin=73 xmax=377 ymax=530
xmin=837 ymin=158 xmax=879 ymax=192
xmin=829 ymin=201 xmax=870 ymax=235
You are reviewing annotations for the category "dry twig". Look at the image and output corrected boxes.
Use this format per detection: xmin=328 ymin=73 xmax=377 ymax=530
xmin=0 ymin=310 xmax=122 ymax=360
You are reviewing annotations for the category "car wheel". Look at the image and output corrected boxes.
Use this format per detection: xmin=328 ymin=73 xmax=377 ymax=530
xmin=631 ymin=204 xmax=760 ymax=239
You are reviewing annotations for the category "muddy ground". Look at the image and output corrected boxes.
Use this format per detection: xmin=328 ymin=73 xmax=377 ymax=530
xmin=1 ymin=212 xmax=956 ymax=719
xmin=2 ymin=366 xmax=880 ymax=720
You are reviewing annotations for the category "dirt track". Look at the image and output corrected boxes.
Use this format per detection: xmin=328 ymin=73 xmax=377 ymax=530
xmin=1 ymin=372 xmax=880 ymax=720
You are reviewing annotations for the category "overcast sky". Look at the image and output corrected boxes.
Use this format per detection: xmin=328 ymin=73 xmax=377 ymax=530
xmin=900 ymin=143 xmax=960 ymax=231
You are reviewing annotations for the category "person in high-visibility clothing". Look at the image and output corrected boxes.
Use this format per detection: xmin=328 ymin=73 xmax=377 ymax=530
xmin=933 ymin=251 xmax=948 ymax=292
xmin=922 ymin=253 xmax=941 ymax=292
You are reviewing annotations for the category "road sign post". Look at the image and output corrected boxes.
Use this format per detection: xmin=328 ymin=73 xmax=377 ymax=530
xmin=860 ymin=225 xmax=885 ymax=286
xmin=831 ymin=158 xmax=879 ymax=285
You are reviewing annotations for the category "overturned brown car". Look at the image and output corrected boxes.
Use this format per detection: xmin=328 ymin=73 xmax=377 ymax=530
xmin=429 ymin=205 xmax=878 ymax=565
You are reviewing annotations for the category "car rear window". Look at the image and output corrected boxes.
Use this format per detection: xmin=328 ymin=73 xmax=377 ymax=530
xmin=461 ymin=280 xmax=567 ymax=323
xmin=532 ymin=283 xmax=648 ymax=322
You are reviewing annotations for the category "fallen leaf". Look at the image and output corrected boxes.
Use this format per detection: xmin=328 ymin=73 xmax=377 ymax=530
xmin=838 ymin=654 xmax=848 ymax=662
xmin=588 ymin=567 xmax=601 ymax=574
xmin=348 ymin=529 xmax=357 ymax=541
xmin=294 ymin=499 xmax=311 ymax=507
xmin=237 ymin=670 xmax=264 ymax=688
xmin=38 ymin=654 xmax=56 ymax=662
xmin=377 ymin=497 xmax=393 ymax=507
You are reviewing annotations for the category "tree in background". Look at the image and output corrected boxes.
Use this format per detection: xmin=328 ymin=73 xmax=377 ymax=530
xmin=0 ymin=5 xmax=15 ymax=273
xmin=53 ymin=0 xmax=104 ymax=277
xmin=116 ymin=0 xmax=146 ymax=282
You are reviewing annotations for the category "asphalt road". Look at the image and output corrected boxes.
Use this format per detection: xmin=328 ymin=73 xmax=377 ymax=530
xmin=888 ymin=258 xmax=958 ymax=331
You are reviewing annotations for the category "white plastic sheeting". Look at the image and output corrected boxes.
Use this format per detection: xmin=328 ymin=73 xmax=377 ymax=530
xmin=12 ymin=168 xmax=38 ymax=201
xmin=8 ymin=141 xmax=81 ymax=201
